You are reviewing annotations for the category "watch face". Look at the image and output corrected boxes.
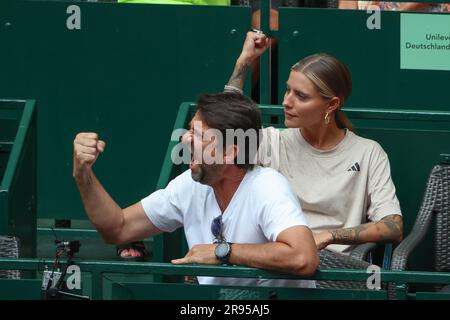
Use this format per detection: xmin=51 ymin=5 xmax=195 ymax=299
xmin=215 ymin=242 xmax=230 ymax=258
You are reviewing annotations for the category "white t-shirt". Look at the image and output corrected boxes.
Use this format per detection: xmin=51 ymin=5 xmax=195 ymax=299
xmin=141 ymin=166 xmax=314 ymax=288
xmin=258 ymin=127 xmax=402 ymax=253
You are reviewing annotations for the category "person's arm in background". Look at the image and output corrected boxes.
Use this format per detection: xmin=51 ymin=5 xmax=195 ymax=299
xmin=73 ymin=132 xmax=162 ymax=244
xmin=252 ymin=8 xmax=279 ymax=31
xmin=314 ymin=214 xmax=403 ymax=250
xmin=399 ymin=2 xmax=431 ymax=11
xmin=339 ymin=1 xmax=433 ymax=11
xmin=226 ymin=31 xmax=269 ymax=92
xmin=338 ymin=0 xmax=358 ymax=9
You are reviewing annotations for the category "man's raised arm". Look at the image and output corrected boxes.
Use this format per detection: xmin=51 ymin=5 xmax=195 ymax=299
xmin=73 ymin=132 xmax=161 ymax=244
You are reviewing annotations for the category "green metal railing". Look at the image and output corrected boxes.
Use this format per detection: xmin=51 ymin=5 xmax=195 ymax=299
xmin=0 ymin=99 xmax=37 ymax=258
xmin=2 ymin=102 xmax=446 ymax=300
xmin=1 ymin=258 xmax=450 ymax=300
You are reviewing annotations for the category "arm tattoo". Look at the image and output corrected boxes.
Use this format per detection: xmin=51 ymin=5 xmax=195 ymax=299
xmin=329 ymin=228 xmax=356 ymax=244
xmin=329 ymin=214 xmax=403 ymax=245
xmin=226 ymin=62 xmax=250 ymax=91
xmin=354 ymin=223 xmax=371 ymax=242
xmin=378 ymin=214 xmax=403 ymax=243
xmin=329 ymin=225 xmax=373 ymax=245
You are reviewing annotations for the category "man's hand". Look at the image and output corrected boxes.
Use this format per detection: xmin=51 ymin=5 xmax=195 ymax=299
xmin=171 ymin=244 xmax=220 ymax=265
xmin=73 ymin=132 xmax=105 ymax=181
xmin=314 ymin=230 xmax=333 ymax=250
xmin=238 ymin=31 xmax=269 ymax=66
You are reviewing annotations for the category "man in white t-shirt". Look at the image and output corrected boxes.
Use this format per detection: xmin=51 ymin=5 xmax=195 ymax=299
xmin=72 ymin=92 xmax=318 ymax=287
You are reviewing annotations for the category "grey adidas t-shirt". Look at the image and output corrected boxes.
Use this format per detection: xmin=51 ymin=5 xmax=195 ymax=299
xmin=258 ymin=127 xmax=402 ymax=253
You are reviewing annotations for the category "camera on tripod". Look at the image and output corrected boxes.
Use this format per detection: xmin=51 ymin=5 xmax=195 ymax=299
xmin=41 ymin=239 xmax=90 ymax=300
xmin=55 ymin=240 xmax=80 ymax=257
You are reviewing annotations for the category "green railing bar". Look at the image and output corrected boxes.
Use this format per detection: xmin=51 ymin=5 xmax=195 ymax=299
xmin=156 ymin=102 xmax=191 ymax=190
xmin=344 ymin=109 xmax=450 ymax=122
xmin=180 ymin=102 xmax=450 ymax=121
xmin=37 ymin=227 xmax=156 ymax=245
xmin=256 ymin=105 xmax=450 ymax=122
xmin=153 ymin=101 xmax=192 ymax=264
xmin=0 ymin=99 xmax=36 ymax=192
xmin=2 ymin=258 xmax=450 ymax=285
xmin=38 ymin=227 xmax=98 ymax=236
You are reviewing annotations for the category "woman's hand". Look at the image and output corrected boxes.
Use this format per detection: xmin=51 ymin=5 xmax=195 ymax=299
xmin=314 ymin=230 xmax=334 ymax=250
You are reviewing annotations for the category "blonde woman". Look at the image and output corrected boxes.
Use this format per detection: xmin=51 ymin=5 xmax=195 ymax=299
xmin=225 ymin=32 xmax=403 ymax=254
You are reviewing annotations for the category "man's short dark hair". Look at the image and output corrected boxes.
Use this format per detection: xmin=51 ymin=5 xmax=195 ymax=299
xmin=196 ymin=92 xmax=262 ymax=170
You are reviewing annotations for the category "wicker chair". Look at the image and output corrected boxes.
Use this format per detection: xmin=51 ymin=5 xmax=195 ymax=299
xmin=317 ymin=249 xmax=372 ymax=289
xmin=389 ymin=164 xmax=450 ymax=299
xmin=0 ymin=236 xmax=21 ymax=279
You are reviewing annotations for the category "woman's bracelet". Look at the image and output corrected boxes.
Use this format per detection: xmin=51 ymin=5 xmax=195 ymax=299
xmin=224 ymin=84 xmax=243 ymax=94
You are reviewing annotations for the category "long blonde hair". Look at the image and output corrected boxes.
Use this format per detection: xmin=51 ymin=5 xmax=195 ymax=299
xmin=291 ymin=53 xmax=353 ymax=130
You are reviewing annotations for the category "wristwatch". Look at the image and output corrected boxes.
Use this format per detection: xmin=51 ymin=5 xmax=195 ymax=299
xmin=214 ymin=241 xmax=232 ymax=265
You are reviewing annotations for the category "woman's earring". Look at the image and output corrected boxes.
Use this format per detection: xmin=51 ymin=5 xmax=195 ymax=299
xmin=324 ymin=112 xmax=330 ymax=125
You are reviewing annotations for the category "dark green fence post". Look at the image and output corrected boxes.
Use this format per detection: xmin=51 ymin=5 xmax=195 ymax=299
xmin=259 ymin=0 xmax=271 ymax=104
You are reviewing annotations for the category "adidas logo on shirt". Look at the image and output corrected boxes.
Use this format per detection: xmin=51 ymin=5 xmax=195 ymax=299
xmin=347 ymin=162 xmax=360 ymax=172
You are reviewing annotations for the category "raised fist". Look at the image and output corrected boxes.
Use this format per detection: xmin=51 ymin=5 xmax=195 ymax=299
xmin=73 ymin=132 xmax=105 ymax=179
